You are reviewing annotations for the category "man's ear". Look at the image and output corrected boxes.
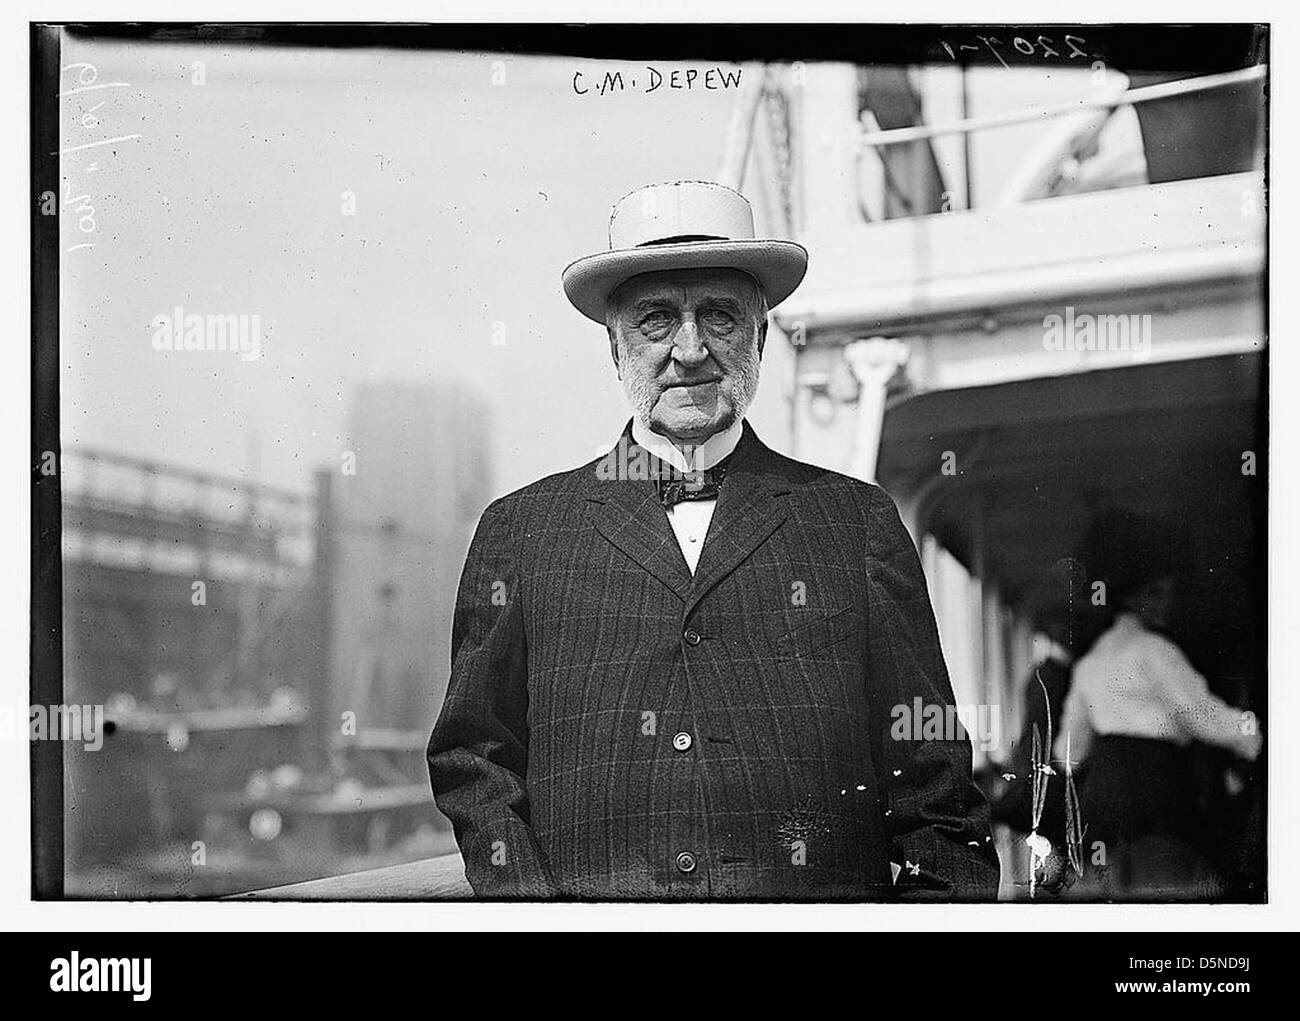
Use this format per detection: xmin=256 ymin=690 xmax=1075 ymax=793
xmin=756 ymin=317 xmax=769 ymax=358
xmin=607 ymin=326 xmax=621 ymax=376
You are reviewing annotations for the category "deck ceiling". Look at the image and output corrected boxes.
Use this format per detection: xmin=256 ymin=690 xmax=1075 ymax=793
xmin=877 ymin=352 xmax=1263 ymax=608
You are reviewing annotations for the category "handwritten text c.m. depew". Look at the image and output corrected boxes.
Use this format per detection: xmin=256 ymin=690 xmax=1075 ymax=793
xmin=573 ymin=66 xmax=743 ymax=97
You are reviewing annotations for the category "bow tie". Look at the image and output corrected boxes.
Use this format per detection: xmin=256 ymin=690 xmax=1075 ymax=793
xmin=655 ymin=462 xmax=729 ymax=510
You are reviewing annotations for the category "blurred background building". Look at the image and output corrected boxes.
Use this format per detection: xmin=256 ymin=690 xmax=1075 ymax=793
xmin=61 ymin=381 xmax=487 ymax=895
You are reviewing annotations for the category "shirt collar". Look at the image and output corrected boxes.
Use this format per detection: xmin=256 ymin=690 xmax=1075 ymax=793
xmin=630 ymin=417 xmax=744 ymax=474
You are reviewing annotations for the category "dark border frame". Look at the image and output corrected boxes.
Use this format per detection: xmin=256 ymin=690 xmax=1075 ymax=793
xmin=29 ymin=21 xmax=1269 ymax=903
xmin=31 ymin=22 xmax=64 ymax=899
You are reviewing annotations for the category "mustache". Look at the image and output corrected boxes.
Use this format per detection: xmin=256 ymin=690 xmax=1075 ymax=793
xmin=619 ymin=351 xmax=761 ymax=425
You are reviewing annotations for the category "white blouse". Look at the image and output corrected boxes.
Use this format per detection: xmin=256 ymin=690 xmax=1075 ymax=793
xmin=1052 ymin=613 xmax=1258 ymax=764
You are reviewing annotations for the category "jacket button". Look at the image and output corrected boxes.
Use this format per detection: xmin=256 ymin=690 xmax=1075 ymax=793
xmin=672 ymin=732 xmax=693 ymax=752
xmin=675 ymin=851 xmax=697 ymax=874
xmin=683 ymin=628 xmax=701 ymax=646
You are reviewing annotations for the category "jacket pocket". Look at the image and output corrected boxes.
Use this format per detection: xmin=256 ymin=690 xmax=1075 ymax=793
xmin=774 ymin=605 xmax=862 ymax=659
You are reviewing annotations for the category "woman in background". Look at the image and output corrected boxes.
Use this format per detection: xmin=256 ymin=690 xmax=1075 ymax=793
xmin=1053 ymin=570 xmax=1262 ymax=898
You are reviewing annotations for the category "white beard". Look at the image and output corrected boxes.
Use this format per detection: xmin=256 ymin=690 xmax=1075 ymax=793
xmin=618 ymin=342 xmax=761 ymax=432
xmin=618 ymin=349 xmax=660 ymax=429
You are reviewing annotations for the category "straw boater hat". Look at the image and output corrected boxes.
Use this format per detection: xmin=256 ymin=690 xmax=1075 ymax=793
xmin=561 ymin=180 xmax=809 ymax=324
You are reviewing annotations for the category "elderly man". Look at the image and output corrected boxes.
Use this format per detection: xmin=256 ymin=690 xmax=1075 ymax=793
xmin=428 ymin=181 xmax=999 ymax=900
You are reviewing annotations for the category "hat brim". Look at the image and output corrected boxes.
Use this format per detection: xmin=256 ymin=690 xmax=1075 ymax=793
xmin=561 ymin=239 xmax=808 ymax=324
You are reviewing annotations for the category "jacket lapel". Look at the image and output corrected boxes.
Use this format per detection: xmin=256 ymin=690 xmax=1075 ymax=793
xmin=584 ymin=420 xmax=792 ymax=610
xmin=685 ymin=422 xmax=790 ymax=617
xmin=584 ymin=423 xmax=693 ymax=601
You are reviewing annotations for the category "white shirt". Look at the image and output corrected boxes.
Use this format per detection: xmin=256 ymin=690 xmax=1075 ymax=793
xmin=1053 ymin=612 xmax=1256 ymax=763
xmin=631 ymin=417 xmax=743 ymax=574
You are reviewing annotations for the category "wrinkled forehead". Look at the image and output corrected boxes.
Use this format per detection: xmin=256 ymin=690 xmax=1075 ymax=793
xmin=609 ymin=267 xmax=762 ymax=311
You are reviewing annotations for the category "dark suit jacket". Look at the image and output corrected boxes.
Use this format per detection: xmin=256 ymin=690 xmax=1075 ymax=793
xmin=427 ymin=421 xmax=1000 ymax=900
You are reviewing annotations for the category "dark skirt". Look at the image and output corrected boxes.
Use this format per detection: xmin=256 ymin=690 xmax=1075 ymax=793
xmin=1081 ymin=734 xmax=1199 ymax=845
xmin=1078 ymin=735 xmax=1214 ymax=897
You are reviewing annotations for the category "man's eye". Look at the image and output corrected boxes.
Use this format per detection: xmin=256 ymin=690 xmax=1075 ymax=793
xmin=702 ymin=310 xmax=736 ymax=330
xmin=639 ymin=312 xmax=673 ymax=332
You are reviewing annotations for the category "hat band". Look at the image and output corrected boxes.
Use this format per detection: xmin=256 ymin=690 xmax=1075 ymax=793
xmin=634 ymin=234 xmax=728 ymax=248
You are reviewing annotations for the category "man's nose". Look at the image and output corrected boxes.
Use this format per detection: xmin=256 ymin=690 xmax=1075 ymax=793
xmin=671 ymin=320 xmax=709 ymax=368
